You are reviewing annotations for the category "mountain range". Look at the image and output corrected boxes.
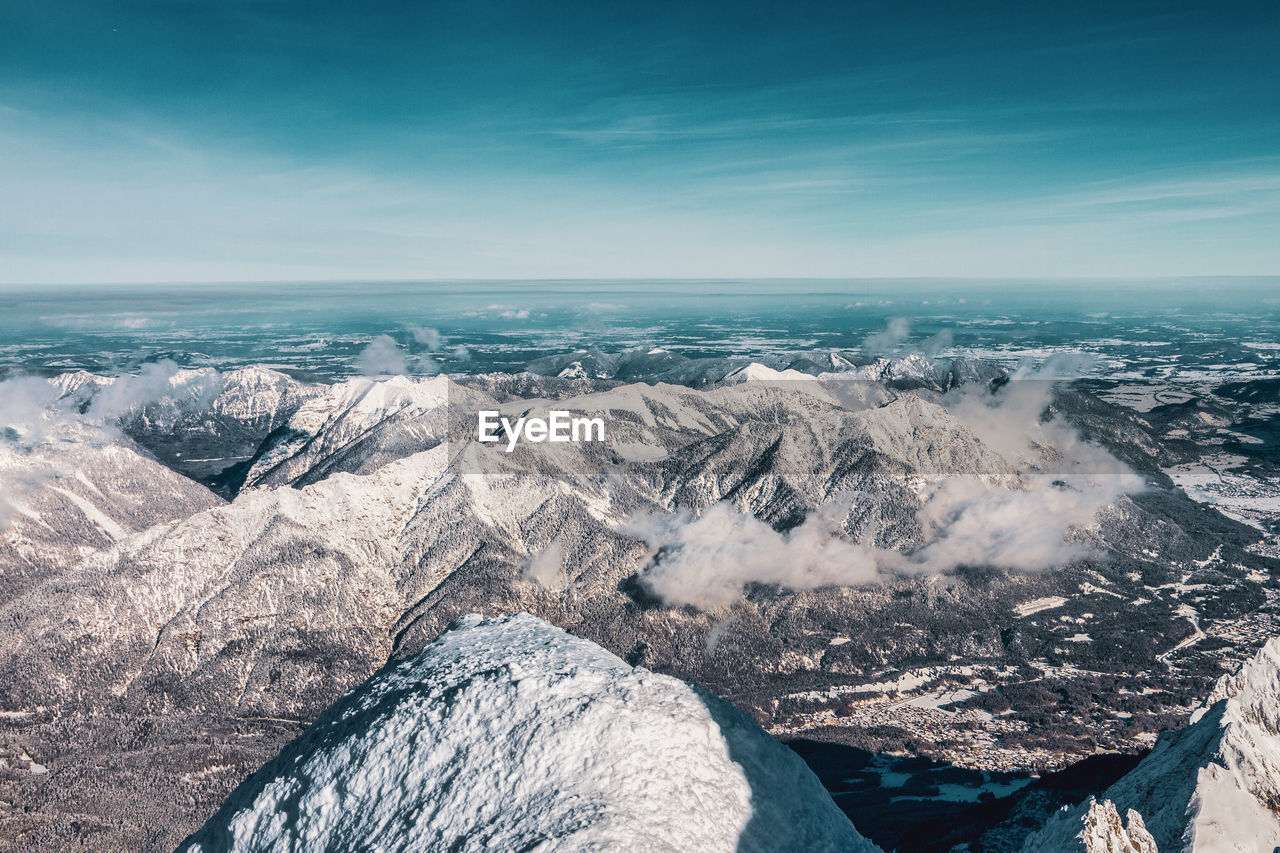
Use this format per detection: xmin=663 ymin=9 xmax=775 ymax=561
xmin=2 ymin=355 xmax=1278 ymax=851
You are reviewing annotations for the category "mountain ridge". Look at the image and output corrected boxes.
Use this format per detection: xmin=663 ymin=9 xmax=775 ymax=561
xmin=2 ymin=358 xmax=1278 ymax=851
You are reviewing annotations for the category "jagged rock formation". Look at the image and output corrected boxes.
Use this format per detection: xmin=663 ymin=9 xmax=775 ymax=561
xmin=1022 ymin=798 xmax=1157 ymax=852
xmin=178 ymin=613 xmax=879 ymax=853
xmin=1023 ymin=638 xmax=1280 ymax=852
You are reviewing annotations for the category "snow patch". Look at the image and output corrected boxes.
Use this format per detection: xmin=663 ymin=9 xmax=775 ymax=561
xmin=1015 ymin=596 xmax=1068 ymax=617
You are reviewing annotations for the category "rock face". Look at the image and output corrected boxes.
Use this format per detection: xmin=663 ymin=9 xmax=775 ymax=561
xmin=178 ymin=613 xmax=878 ymax=853
xmin=1023 ymin=638 xmax=1280 ymax=853
xmin=1023 ymin=798 xmax=1157 ymax=853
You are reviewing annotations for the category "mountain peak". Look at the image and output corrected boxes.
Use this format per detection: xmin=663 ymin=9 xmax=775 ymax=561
xmin=178 ymin=613 xmax=878 ymax=853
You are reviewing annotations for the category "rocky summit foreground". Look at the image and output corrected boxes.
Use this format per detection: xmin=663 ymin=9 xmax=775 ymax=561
xmin=178 ymin=613 xmax=879 ymax=853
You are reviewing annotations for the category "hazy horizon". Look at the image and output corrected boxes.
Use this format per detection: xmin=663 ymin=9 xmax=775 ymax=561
xmin=4 ymin=277 xmax=1277 ymax=383
xmin=3 ymin=275 xmax=1280 ymax=289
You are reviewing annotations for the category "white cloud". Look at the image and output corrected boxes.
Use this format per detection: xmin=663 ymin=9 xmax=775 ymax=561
xmin=625 ymin=500 xmax=882 ymax=610
xmin=355 ymin=335 xmax=409 ymax=376
xmin=858 ymin=318 xmax=953 ymax=359
xmin=625 ymin=368 xmax=1146 ymax=610
xmin=522 ymin=541 xmax=566 ymax=591
xmin=0 ymin=360 xmax=219 ymax=448
xmin=629 ymin=467 xmax=1139 ymax=610
xmin=88 ymin=360 xmax=221 ymax=421
xmin=408 ymin=325 xmax=442 ymax=350
xmin=944 ymin=353 xmax=1096 ymax=466
xmin=0 ymin=363 xmax=224 ymax=530
xmin=861 ymin=317 xmax=911 ymax=356
xmin=904 ymin=471 xmax=1141 ymax=575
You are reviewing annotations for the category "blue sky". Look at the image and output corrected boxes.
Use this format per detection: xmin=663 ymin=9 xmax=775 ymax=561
xmin=1 ymin=0 xmax=1278 ymax=282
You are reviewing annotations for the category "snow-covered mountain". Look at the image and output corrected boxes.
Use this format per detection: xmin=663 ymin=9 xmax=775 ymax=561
xmin=1023 ymin=799 xmax=1158 ymax=853
xmin=1023 ymin=638 xmax=1280 ymax=852
xmin=122 ymin=366 xmax=325 ymax=489
xmin=3 ymin=360 xmax=1278 ymax=852
xmin=233 ymin=374 xmax=459 ymax=491
xmin=0 ymin=368 xmax=1127 ymax=722
xmin=0 ymin=374 xmax=223 ymax=604
xmin=0 ymin=438 xmax=221 ymax=604
xmin=178 ymin=613 xmax=879 ymax=853
xmin=520 ymin=347 xmax=1005 ymax=393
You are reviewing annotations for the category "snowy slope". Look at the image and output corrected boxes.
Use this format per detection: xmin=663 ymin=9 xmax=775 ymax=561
xmin=723 ymin=362 xmax=818 ymax=382
xmin=178 ymin=613 xmax=878 ymax=853
xmin=238 ymin=374 xmax=461 ymax=490
xmin=1023 ymin=638 xmax=1280 ymax=852
xmin=0 ymin=438 xmax=221 ymax=604
xmin=0 ymin=444 xmax=449 ymax=716
xmin=0 ymin=374 xmax=223 ymax=603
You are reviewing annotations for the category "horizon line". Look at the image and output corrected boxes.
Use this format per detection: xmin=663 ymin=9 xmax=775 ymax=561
xmin=3 ymin=274 xmax=1280 ymax=289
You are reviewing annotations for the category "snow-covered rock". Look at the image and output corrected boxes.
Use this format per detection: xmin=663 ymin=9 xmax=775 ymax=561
xmin=1023 ymin=798 xmax=1157 ymax=853
xmin=1023 ymin=637 xmax=1280 ymax=852
xmin=886 ymin=352 xmax=942 ymax=387
xmin=723 ymin=362 xmax=816 ymax=383
xmin=556 ymin=359 xmax=590 ymax=379
xmin=178 ymin=613 xmax=878 ymax=853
